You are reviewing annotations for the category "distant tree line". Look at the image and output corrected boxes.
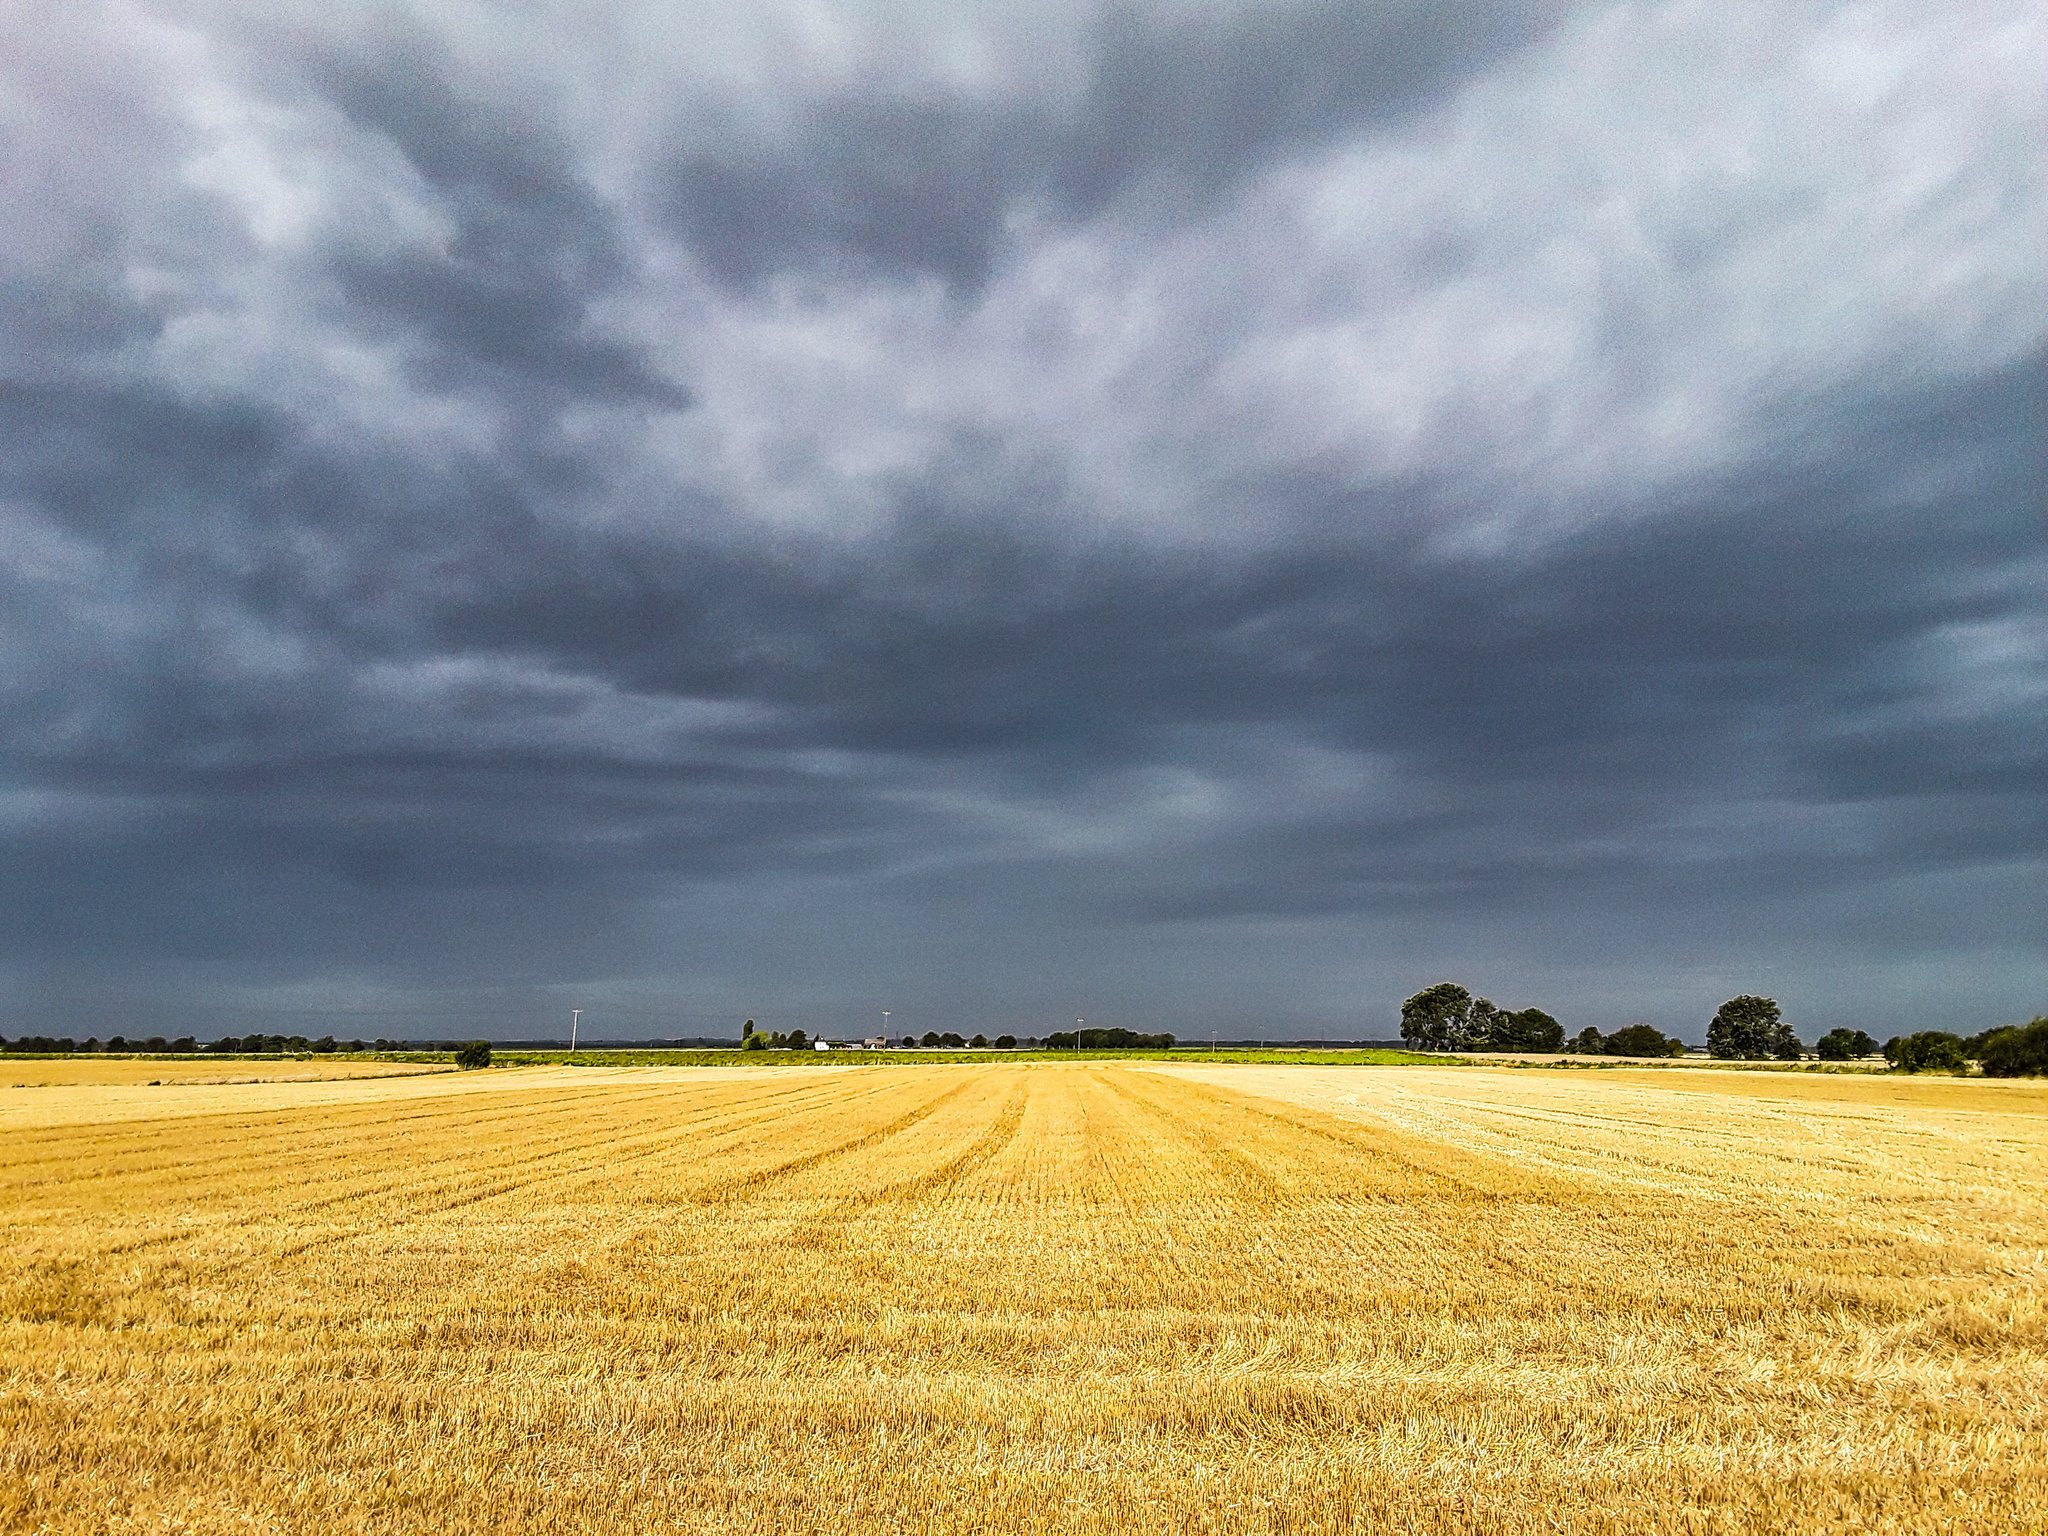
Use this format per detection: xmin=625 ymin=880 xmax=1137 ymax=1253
xmin=1397 ymin=985 xmax=2048 ymax=1076
xmin=738 ymin=1020 xmax=1031 ymax=1051
xmin=9 ymin=1009 xmax=2044 ymax=1077
xmin=0 ymin=1034 xmax=480 ymax=1057
xmin=1882 ymin=1019 xmax=2048 ymax=1077
xmin=1043 ymin=1027 xmax=1175 ymax=1050
xmin=0 ymin=1034 xmax=379 ymax=1054
xmin=1 ymin=1035 xmax=198 ymax=1054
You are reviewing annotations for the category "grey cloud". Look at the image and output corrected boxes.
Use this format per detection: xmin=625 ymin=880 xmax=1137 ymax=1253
xmin=307 ymin=31 xmax=691 ymax=408
xmin=1 ymin=0 xmax=2042 ymax=1039
xmin=661 ymin=0 xmax=1554 ymax=290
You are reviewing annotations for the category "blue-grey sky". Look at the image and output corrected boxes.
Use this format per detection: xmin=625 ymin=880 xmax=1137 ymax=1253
xmin=2 ymin=0 xmax=2042 ymax=1042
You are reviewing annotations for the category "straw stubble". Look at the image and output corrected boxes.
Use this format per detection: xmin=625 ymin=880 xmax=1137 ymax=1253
xmin=2 ymin=1061 xmax=2043 ymax=1532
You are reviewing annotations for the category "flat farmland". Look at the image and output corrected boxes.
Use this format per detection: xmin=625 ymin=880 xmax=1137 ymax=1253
xmin=1 ymin=1057 xmax=454 ymax=1090
xmin=3 ymin=1064 xmax=2044 ymax=1533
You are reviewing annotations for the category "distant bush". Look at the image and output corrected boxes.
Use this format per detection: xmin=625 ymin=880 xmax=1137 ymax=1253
xmin=741 ymin=1033 xmax=767 ymax=1052
xmin=454 ymin=1040 xmax=492 ymax=1070
xmin=970 ymin=1034 xmax=988 ymax=1048
xmin=1883 ymin=1032 xmax=1968 ymax=1074
xmin=1977 ymin=1018 xmax=2048 ymax=1078
xmin=920 ymin=1032 xmax=940 ymax=1047
xmin=1814 ymin=1028 xmax=1878 ymax=1061
xmin=994 ymin=1035 xmax=1017 ymax=1049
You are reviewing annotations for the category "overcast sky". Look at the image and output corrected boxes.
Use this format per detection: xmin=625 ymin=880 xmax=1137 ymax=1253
xmin=3 ymin=0 xmax=2042 ymax=1042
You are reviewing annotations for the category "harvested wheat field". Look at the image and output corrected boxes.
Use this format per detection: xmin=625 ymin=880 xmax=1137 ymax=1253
xmin=1 ymin=1057 xmax=454 ymax=1089
xmin=2 ymin=1063 xmax=2044 ymax=1534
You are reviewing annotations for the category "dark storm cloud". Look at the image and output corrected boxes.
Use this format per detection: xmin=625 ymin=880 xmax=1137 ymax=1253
xmin=310 ymin=35 xmax=691 ymax=408
xmin=662 ymin=0 xmax=1554 ymax=290
xmin=1 ymin=0 xmax=2042 ymax=1038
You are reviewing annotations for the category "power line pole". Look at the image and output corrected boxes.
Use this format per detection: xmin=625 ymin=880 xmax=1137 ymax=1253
xmin=570 ymin=1008 xmax=581 ymax=1053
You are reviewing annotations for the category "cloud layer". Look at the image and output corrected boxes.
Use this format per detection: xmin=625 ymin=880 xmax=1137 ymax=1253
xmin=3 ymin=0 xmax=2043 ymax=1040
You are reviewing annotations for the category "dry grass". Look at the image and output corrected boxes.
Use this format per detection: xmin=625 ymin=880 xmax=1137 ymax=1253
xmin=2 ymin=1062 xmax=2043 ymax=1533
xmin=1 ymin=1057 xmax=452 ymax=1089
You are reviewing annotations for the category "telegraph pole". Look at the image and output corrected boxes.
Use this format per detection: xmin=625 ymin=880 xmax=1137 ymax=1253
xmin=570 ymin=1008 xmax=581 ymax=1053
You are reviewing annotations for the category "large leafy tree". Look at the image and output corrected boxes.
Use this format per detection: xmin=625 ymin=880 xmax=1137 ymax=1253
xmin=1402 ymin=985 xmax=1565 ymax=1052
xmin=1883 ymin=1031 xmax=1969 ymax=1074
xmin=1492 ymin=1008 xmax=1564 ymax=1052
xmin=1400 ymin=983 xmax=1475 ymax=1050
xmin=1979 ymin=1018 xmax=2048 ymax=1077
xmin=1707 ymin=995 xmax=1786 ymax=1060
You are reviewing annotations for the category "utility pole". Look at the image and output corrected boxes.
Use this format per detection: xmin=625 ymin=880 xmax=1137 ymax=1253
xmin=1075 ymin=1018 xmax=1083 ymax=1054
xmin=570 ymin=1008 xmax=581 ymax=1053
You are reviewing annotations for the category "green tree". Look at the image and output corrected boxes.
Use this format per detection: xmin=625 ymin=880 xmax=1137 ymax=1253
xmin=1491 ymin=1008 xmax=1564 ymax=1051
xmin=1978 ymin=1018 xmax=2048 ymax=1078
xmin=1400 ymin=983 xmax=1475 ymax=1051
xmin=1467 ymin=997 xmax=1503 ymax=1046
xmin=786 ymin=1030 xmax=809 ymax=1051
xmin=742 ymin=1019 xmax=755 ymax=1041
xmin=1883 ymin=1032 xmax=1969 ymax=1074
xmin=970 ymin=1033 xmax=988 ymax=1048
xmin=741 ymin=1033 xmax=767 ymax=1052
xmin=1815 ymin=1028 xmax=1877 ymax=1061
xmin=1567 ymin=1026 xmax=1606 ymax=1055
xmin=1707 ymin=995 xmax=1783 ymax=1060
xmin=454 ymin=1040 xmax=491 ymax=1070
xmin=994 ymin=1034 xmax=1017 ymax=1049
xmin=1605 ymin=1024 xmax=1685 ymax=1058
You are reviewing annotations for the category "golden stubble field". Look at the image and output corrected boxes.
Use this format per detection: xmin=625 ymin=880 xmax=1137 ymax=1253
xmin=2 ymin=1061 xmax=2044 ymax=1534
xmin=1 ymin=1057 xmax=454 ymax=1089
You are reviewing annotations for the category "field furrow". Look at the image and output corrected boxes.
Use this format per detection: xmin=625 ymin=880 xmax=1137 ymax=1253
xmin=2 ymin=1060 xmax=2043 ymax=1534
